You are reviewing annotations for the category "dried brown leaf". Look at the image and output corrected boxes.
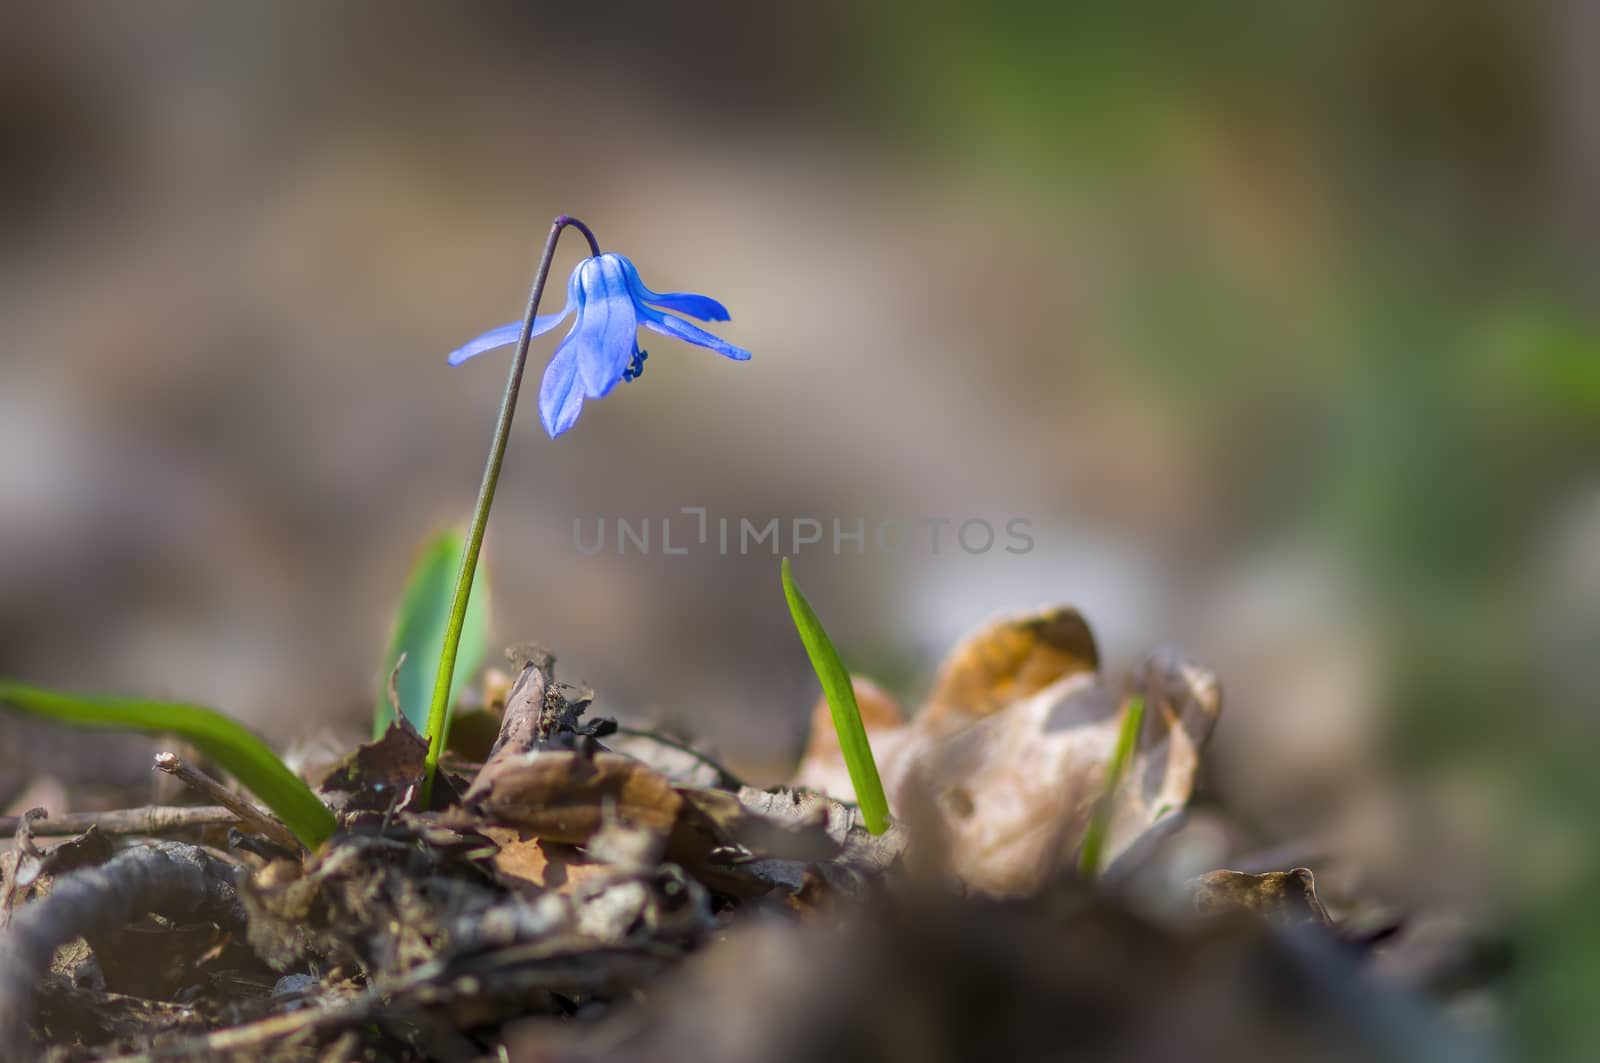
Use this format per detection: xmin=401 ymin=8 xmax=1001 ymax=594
xmin=478 ymin=826 xmax=612 ymax=897
xmin=318 ymin=720 xmax=428 ymax=813
xmin=1190 ymin=868 xmax=1333 ymax=929
xmin=467 ymin=751 xmax=683 ymax=844
xmin=900 ymin=673 xmax=1122 ymax=895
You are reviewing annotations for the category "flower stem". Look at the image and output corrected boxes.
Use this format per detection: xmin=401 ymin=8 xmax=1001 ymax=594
xmin=421 ymin=214 xmax=599 ymax=805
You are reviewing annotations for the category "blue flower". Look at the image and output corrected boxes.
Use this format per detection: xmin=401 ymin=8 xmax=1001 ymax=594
xmin=448 ymin=252 xmax=750 ymax=438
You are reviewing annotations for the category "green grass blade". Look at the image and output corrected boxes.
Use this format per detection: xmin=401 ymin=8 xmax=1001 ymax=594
xmin=0 ymin=680 xmax=336 ymax=849
xmin=1077 ymin=694 xmax=1146 ymax=879
xmin=374 ymin=529 xmax=489 ymax=739
xmin=780 ymin=557 xmax=891 ymax=835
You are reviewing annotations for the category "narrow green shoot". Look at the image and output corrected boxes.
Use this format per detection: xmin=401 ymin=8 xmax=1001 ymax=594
xmin=780 ymin=557 xmax=891 ymax=834
xmin=1077 ymin=693 xmax=1146 ymax=878
xmin=0 ymin=680 xmax=336 ymax=850
xmin=374 ymin=529 xmax=488 ymax=738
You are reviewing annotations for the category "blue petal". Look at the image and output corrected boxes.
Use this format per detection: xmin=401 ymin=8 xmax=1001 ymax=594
xmin=616 ymin=254 xmax=731 ymax=322
xmin=445 ymin=306 xmax=573 ymax=367
xmin=572 ymin=256 xmax=640 ymax=398
xmin=638 ymin=305 xmax=752 ymax=361
xmin=538 ymin=335 xmax=586 ymax=438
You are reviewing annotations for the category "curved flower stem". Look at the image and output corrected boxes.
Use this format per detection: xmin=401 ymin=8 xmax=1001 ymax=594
xmin=560 ymin=215 xmax=602 ymax=257
xmin=421 ymin=214 xmax=599 ymax=805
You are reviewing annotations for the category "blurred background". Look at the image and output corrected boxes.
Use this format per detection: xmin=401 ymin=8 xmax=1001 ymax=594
xmin=1 ymin=2 xmax=1595 ymax=1056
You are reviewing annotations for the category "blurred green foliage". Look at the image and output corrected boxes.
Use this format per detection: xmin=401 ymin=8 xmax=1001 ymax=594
xmin=886 ymin=5 xmax=1598 ymax=1058
xmin=374 ymin=529 xmax=489 ymax=740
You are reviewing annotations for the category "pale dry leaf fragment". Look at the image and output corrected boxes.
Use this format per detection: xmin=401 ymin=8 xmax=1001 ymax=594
xmin=899 ymin=673 xmax=1124 ymax=895
xmin=608 ymin=726 xmax=742 ymax=789
xmin=672 ymin=787 xmax=833 ymax=861
xmin=785 ymin=609 xmax=1222 ymax=897
xmin=660 ymin=786 xmax=840 ymax=899
xmin=1096 ymin=646 xmax=1223 ymax=871
xmin=912 ymin=648 xmax=1220 ymax=895
xmin=790 ymin=609 xmax=1098 ymax=810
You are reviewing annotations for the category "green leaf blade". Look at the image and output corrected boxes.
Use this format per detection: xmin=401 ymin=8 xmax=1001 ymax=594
xmin=780 ymin=557 xmax=891 ymax=835
xmin=375 ymin=529 xmax=489 ymax=739
xmin=0 ymin=680 xmax=336 ymax=849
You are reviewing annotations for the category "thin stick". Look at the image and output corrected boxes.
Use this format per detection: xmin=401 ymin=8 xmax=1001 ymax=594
xmin=154 ymin=752 xmax=301 ymax=853
xmin=0 ymin=808 xmax=46 ymax=929
xmin=421 ymin=215 xmax=600 ymax=805
xmin=0 ymin=806 xmax=239 ymax=838
xmin=96 ymin=938 xmax=670 ymax=1060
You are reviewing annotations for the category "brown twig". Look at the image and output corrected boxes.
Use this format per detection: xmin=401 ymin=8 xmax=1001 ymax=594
xmin=154 ymin=752 xmax=302 ymax=854
xmin=94 ymin=938 xmax=676 ymax=1060
xmin=0 ymin=805 xmax=241 ymax=838
xmin=0 ymin=808 xmax=47 ymax=930
xmin=386 ymin=650 xmax=408 ymax=722
xmin=11 ymin=808 xmax=45 ymax=861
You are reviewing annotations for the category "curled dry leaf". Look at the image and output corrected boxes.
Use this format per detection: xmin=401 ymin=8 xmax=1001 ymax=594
xmin=921 ymin=606 xmax=1100 ymax=736
xmin=787 ymin=607 xmax=1222 ymax=896
xmin=467 ymin=751 xmax=683 ymax=844
xmin=1190 ymin=868 xmax=1333 ymax=929
xmin=462 ymin=651 xmax=677 ymax=846
xmin=318 ymin=720 xmax=429 ymax=814
xmin=32 ymin=825 xmax=115 ymax=881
